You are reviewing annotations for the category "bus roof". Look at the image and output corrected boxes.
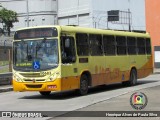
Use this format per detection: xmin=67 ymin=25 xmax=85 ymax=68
xmin=15 ymin=25 xmax=58 ymax=31
xmin=60 ymin=25 xmax=150 ymax=38
xmin=16 ymin=25 xmax=150 ymax=38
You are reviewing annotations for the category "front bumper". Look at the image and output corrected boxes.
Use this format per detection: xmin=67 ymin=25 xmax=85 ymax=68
xmin=13 ymin=78 xmax=61 ymax=92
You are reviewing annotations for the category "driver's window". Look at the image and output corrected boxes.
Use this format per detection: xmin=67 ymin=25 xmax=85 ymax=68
xmin=61 ymin=36 xmax=76 ymax=63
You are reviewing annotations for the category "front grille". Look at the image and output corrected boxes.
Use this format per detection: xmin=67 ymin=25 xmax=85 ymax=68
xmin=20 ymin=73 xmax=45 ymax=78
xmin=26 ymin=84 xmax=42 ymax=88
xmin=24 ymin=79 xmax=33 ymax=82
xmin=23 ymin=79 xmax=45 ymax=82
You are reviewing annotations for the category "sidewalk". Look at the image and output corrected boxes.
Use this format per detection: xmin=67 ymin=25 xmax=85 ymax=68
xmin=153 ymin=68 xmax=160 ymax=74
xmin=0 ymin=85 xmax=13 ymax=93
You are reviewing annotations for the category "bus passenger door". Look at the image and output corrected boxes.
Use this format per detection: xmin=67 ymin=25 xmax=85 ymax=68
xmin=60 ymin=36 xmax=78 ymax=91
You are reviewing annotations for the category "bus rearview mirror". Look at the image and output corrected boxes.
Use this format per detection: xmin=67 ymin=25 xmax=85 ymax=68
xmin=65 ymin=38 xmax=70 ymax=48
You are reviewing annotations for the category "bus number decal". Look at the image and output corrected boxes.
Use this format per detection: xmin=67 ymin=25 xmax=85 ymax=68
xmin=40 ymin=72 xmax=51 ymax=76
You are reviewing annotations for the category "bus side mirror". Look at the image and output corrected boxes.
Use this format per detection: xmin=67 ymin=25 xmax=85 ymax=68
xmin=65 ymin=38 xmax=70 ymax=48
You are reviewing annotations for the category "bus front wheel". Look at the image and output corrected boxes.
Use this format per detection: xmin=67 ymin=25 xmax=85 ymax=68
xmin=79 ymin=75 xmax=88 ymax=95
xmin=122 ymin=69 xmax=137 ymax=86
xmin=39 ymin=91 xmax=51 ymax=96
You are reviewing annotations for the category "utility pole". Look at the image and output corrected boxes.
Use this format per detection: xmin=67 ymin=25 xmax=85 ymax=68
xmin=26 ymin=0 xmax=29 ymax=27
xmin=77 ymin=0 xmax=79 ymax=25
xmin=55 ymin=0 xmax=58 ymax=25
xmin=128 ymin=0 xmax=131 ymax=31
xmin=128 ymin=9 xmax=131 ymax=32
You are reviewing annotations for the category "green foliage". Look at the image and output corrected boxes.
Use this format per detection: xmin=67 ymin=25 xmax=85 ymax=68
xmin=0 ymin=7 xmax=18 ymax=36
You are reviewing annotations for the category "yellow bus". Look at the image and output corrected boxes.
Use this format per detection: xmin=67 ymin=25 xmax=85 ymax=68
xmin=13 ymin=25 xmax=153 ymax=95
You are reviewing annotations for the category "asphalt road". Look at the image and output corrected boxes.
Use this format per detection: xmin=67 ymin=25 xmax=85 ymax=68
xmin=0 ymin=74 xmax=160 ymax=120
xmin=52 ymin=86 xmax=160 ymax=120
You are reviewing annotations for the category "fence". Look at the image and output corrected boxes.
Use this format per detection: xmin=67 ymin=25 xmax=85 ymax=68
xmin=0 ymin=46 xmax=12 ymax=73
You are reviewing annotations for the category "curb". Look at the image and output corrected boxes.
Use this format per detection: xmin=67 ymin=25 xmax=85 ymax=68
xmin=0 ymin=72 xmax=12 ymax=86
xmin=153 ymin=69 xmax=160 ymax=74
xmin=0 ymin=86 xmax=13 ymax=93
xmin=153 ymin=72 xmax=160 ymax=74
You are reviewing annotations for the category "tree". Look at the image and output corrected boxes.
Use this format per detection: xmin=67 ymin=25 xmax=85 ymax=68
xmin=0 ymin=7 xmax=18 ymax=36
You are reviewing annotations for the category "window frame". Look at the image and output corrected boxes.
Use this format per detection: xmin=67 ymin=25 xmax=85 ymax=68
xmin=116 ymin=36 xmax=127 ymax=55
xmin=137 ymin=37 xmax=146 ymax=55
xmin=127 ymin=36 xmax=137 ymax=55
xmin=146 ymin=38 xmax=151 ymax=55
xmin=103 ymin=35 xmax=116 ymax=56
xmin=76 ymin=33 xmax=89 ymax=56
xmin=89 ymin=34 xmax=103 ymax=56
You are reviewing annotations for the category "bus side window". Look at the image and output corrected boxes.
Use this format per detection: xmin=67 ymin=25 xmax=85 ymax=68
xmin=76 ymin=33 xmax=89 ymax=56
xmin=146 ymin=38 xmax=151 ymax=54
xmin=137 ymin=37 xmax=145 ymax=55
xmin=116 ymin=36 xmax=127 ymax=55
xmin=61 ymin=36 xmax=76 ymax=63
xmin=127 ymin=37 xmax=137 ymax=55
xmin=89 ymin=34 xmax=103 ymax=56
xmin=103 ymin=35 xmax=116 ymax=55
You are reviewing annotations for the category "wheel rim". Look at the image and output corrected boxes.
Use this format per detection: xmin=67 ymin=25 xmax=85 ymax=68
xmin=81 ymin=79 xmax=87 ymax=92
xmin=131 ymin=71 xmax=137 ymax=85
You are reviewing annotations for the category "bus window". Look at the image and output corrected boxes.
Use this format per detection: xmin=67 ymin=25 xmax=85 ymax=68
xmin=76 ymin=33 xmax=89 ymax=56
xmin=103 ymin=35 xmax=116 ymax=55
xmin=137 ymin=38 xmax=145 ymax=54
xmin=146 ymin=38 xmax=151 ymax=54
xmin=116 ymin=36 xmax=127 ymax=55
xmin=89 ymin=34 xmax=103 ymax=56
xmin=61 ymin=36 xmax=76 ymax=63
xmin=127 ymin=37 xmax=137 ymax=55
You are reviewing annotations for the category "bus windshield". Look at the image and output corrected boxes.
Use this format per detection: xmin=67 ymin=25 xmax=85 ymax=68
xmin=13 ymin=39 xmax=58 ymax=71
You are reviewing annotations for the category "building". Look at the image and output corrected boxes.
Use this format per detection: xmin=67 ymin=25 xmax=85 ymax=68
xmin=0 ymin=0 xmax=58 ymax=48
xmin=0 ymin=0 xmax=146 ymax=54
xmin=58 ymin=0 xmax=146 ymax=31
xmin=0 ymin=0 xmax=145 ymax=32
xmin=0 ymin=0 xmax=58 ymax=72
xmin=0 ymin=0 xmax=57 ymax=32
xmin=146 ymin=0 xmax=160 ymax=68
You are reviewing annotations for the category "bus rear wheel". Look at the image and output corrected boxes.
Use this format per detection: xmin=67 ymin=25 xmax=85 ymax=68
xmin=39 ymin=91 xmax=51 ymax=96
xmin=122 ymin=69 xmax=137 ymax=86
xmin=79 ymin=75 xmax=88 ymax=95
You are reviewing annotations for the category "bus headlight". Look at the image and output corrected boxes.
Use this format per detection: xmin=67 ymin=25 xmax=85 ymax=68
xmin=49 ymin=74 xmax=58 ymax=81
xmin=13 ymin=75 xmax=22 ymax=82
xmin=48 ymin=72 xmax=60 ymax=81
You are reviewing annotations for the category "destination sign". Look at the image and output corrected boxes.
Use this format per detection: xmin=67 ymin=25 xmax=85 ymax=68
xmin=14 ymin=28 xmax=58 ymax=40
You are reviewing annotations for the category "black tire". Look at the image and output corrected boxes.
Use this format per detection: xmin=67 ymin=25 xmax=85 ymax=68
xmin=122 ymin=69 xmax=137 ymax=86
xmin=79 ymin=75 xmax=88 ymax=95
xmin=39 ymin=91 xmax=51 ymax=96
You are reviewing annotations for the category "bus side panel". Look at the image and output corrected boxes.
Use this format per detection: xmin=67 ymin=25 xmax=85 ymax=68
xmin=89 ymin=56 xmax=131 ymax=86
xmin=91 ymin=70 xmax=131 ymax=86
xmin=89 ymin=56 xmax=106 ymax=86
xmin=137 ymin=55 xmax=153 ymax=79
xmin=104 ymin=56 xmax=130 ymax=84
xmin=61 ymin=76 xmax=80 ymax=91
xmin=60 ymin=63 xmax=80 ymax=91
